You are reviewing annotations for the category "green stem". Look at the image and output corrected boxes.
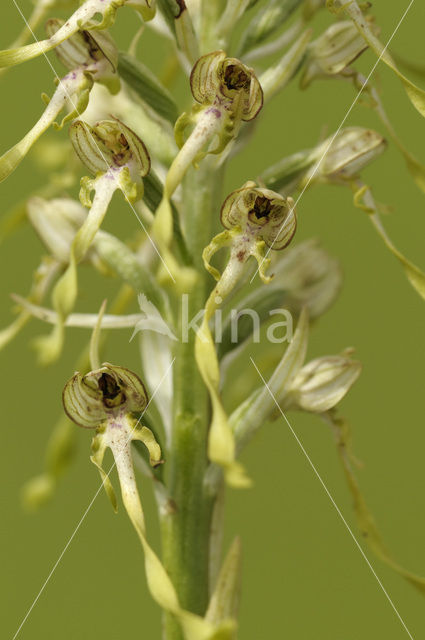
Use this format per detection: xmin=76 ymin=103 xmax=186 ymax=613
xmin=161 ymin=159 xmax=223 ymax=640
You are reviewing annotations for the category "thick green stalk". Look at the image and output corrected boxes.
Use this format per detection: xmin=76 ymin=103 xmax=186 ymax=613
xmin=161 ymin=159 xmax=223 ymax=640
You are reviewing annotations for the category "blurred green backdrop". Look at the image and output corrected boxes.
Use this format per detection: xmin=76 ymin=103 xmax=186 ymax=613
xmin=1 ymin=1 xmax=425 ymax=638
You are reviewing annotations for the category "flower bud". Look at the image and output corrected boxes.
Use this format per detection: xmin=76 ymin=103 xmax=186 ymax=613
xmin=308 ymin=127 xmax=387 ymax=183
xmin=300 ymin=20 xmax=372 ymax=88
xmin=190 ymin=51 xmax=263 ymax=122
xmin=63 ymin=363 xmax=148 ymax=428
xmin=286 ymin=353 xmax=361 ymax=413
xmin=220 ymin=183 xmax=296 ymax=250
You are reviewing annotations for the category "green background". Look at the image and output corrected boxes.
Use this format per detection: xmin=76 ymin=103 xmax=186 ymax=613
xmin=1 ymin=1 xmax=425 ymax=638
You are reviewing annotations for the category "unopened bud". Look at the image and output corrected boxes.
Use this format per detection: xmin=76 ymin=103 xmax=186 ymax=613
xmin=300 ymin=20 xmax=372 ymax=88
xmin=286 ymin=354 xmax=361 ymax=413
xmin=308 ymin=127 xmax=387 ymax=183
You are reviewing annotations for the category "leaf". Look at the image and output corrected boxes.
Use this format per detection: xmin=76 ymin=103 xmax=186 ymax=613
xmin=118 ymin=53 xmax=179 ymax=124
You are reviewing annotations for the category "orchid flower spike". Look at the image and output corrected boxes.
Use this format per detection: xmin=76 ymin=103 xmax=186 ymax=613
xmin=152 ymin=52 xmax=263 ymax=250
xmin=195 ymin=183 xmax=296 ymax=488
xmin=34 ymin=118 xmax=150 ymax=365
xmin=0 ymin=20 xmax=120 ymax=184
xmin=0 ymin=0 xmax=154 ymax=70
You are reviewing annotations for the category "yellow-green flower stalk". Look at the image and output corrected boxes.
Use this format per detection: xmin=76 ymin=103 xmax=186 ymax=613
xmin=196 ymin=183 xmax=296 ymax=487
xmin=35 ymin=118 xmax=150 ymax=364
xmin=0 ymin=0 xmax=155 ymax=69
xmin=0 ymin=20 xmax=120 ymax=183
xmin=63 ymin=363 xmax=235 ymax=640
xmin=152 ymin=52 xmax=263 ymax=251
